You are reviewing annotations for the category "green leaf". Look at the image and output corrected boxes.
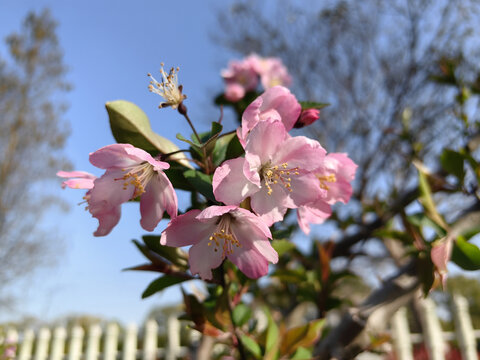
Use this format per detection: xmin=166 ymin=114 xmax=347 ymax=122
xmin=265 ymin=309 xmax=279 ymax=360
xmin=440 ymin=149 xmax=465 ymax=181
xmin=225 ymin=133 xmax=244 ymax=160
xmin=142 ymin=275 xmax=189 ymax=298
xmin=106 ymin=100 xmax=191 ymax=168
xmin=132 ymin=239 xmax=161 ymax=264
xmin=299 ymin=101 xmax=329 ymax=110
xmin=176 ymin=132 xmax=202 ymax=150
xmin=232 ymin=303 xmax=252 ymax=327
xmin=416 ymin=166 xmax=448 ymax=229
xmin=280 ymin=319 xmax=325 ymax=356
xmin=407 ymin=213 xmax=447 ymax=237
xmin=212 ymin=133 xmax=236 ymax=166
xmin=202 ymin=122 xmax=223 ymax=157
xmin=451 ymin=237 xmax=480 ymax=270
xmin=271 ymin=239 xmax=296 ymax=257
xmin=291 ymin=347 xmax=313 ymax=360
xmin=240 ymin=335 xmax=262 ymax=359
xmin=373 ymin=229 xmax=412 ymax=243
xmin=142 ymin=235 xmax=188 ymax=268
xmin=164 ymin=164 xmax=195 ymax=191
xmin=183 ymin=170 xmax=216 ymax=202
xmin=271 ymin=268 xmax=306 ymax=283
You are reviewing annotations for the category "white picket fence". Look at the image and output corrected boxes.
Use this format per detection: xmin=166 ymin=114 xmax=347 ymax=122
xmin=390 ymin=295 xmax=480 ymax=360
xmin=3 ymin=295 xmax=480 ymax=360
xmin=4 ymin=315 xmax=192 ymax=360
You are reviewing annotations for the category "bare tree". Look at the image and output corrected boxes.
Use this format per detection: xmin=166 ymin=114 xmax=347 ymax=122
xmin=0 ymin=10 xmax=70 ymax=305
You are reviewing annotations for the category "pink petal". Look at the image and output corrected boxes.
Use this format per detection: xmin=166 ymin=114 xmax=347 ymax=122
xmin=213 ymin=158 xmax=259 ymax=205
xmin=288 ymin=173 xmax=325 ymax=207
xmin=225 ymin=83 xmax=246 ymax=102
xmin=258 ymin=86 xmax=300 ymax=130
xmin=273 ymin=136 xmax=326 ymax=172
xmin=57 ymin=171 xmax=96 ymax=189
xmin=140 ymin=172 xmax=178 ymax=231
xmin=88 ymin=169 xmax=135 ymax=211
xmin=57 ymin=170 xmax=96 ymax=179
xmin=250 ymin=185 xmax=289 ymax=226
xmin=243 ymin=152 xmax=262 ymax=186
xmin=244 ymin=120 xmax=287 ymax=164
xmin=160 ymin=210 xmax=215 ymax=247
xmin=230 ymin=211 xmax=277 ymax=265
xmin=431 ymin=236 xmax=454 ymax=288
xmin=196 ymin=205 xmax=237 ymax=221
xmin=89 ymin=144 xmax=140 ymax=169
xmin=93 ymin=205 xmax=122 ymax=237
xmin=326 ymin=153 xmax=357 ymax=182
xmin=297 ymin=202 xmax=332 ymax=235
xmin=239 ymin=96 xmax=263 ymax=145
xmin=231 ymin=207 xmax=272 ymax=239
xmin=228 ymin=246 xmax=270 ymax=279
xmin=325 ymin=179 xmax=353 ymax=205
xmin=189 ymin=239 xmax=225 ymax=280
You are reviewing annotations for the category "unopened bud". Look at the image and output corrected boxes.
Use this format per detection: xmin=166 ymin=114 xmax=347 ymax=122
xmin=294 ymin=108 xmax=320 ymax=128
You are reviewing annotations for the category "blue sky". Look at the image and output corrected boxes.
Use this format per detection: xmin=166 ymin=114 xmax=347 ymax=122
xmin=0 ymin=0 xmax=244 ymax=325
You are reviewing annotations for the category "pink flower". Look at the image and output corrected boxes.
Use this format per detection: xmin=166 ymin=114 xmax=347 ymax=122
xmin=214 ymin=120 xmax=326 ymax=226
xmin=87 ymin=144 xmax=178 ymax=235
xmin=297 ymin=153 xmax=357 ymax=234
xmin=294 ymin=108 xmax=321 ymax=128
xmin=160 ymin=205 xmax=278 ymax=280
xmin=237 ymin=86 xmax=301 ymax=146
xmin=222 ymin=59 xmax=259 ymax=102
xmin=57 ymin=170 xmax=123 ymax=237
xmin=247 ymin=54 xmax=292 ymax=89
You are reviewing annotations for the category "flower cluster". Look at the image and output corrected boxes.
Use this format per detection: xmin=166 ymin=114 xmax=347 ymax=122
xmin=222 ymin=54 xmax=292 ymax=102
xmin=59 ymin=61 xmax=355 ymax=281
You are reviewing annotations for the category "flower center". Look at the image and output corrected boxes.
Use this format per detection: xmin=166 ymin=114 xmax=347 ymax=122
xmin=208 ymin=215 xmax=241 ymax=257
xmin=317 ymin=173 xmax=337 ymax=190
xmin=118 ymin=162 xmax=156 ymax=198
xmin=261 ymin=162 xmax=300 ymax=195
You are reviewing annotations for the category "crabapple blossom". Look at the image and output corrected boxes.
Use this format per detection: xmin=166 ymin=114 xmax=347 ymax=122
xmin=294 ymin=108 xmax=321 ymax=128
xmin=214 ymin=120 xmax=326 ymax=226
xmin=221 ymin=58 xmax=258 ymax=102
xmin=297 ymin=153 xmax=357 ymax=234
xmin=148 ymin=63 xmax=186 ymax=109
xmin=160 ymin=205 xmax=278 ymax=280
xmin=57 ymin=170 xmax=122 ymax=237
xmin=247 ymin=54 xmax=292 ymax=89
xmin=237 ymin=85 xmax=301 ymax=146
xmin=87 ymin=143 xmax=177 ymax=235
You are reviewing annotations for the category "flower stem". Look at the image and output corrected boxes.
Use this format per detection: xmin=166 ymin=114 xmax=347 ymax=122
xmin=178 ymin=103 xmax=201 ymax=144
xmin=221 ymin=265 xmax=248 ymax=360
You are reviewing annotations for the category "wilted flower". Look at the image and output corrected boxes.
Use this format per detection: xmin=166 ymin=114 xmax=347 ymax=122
xmin=161 ymin=205 xmax=278 ymax=280
xmin=148 ymin=63 xmax=186 ymax=109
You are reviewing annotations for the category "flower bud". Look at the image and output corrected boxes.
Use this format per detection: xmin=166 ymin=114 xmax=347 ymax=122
xmin=294 ymin=108 xmax=320 ymax=128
